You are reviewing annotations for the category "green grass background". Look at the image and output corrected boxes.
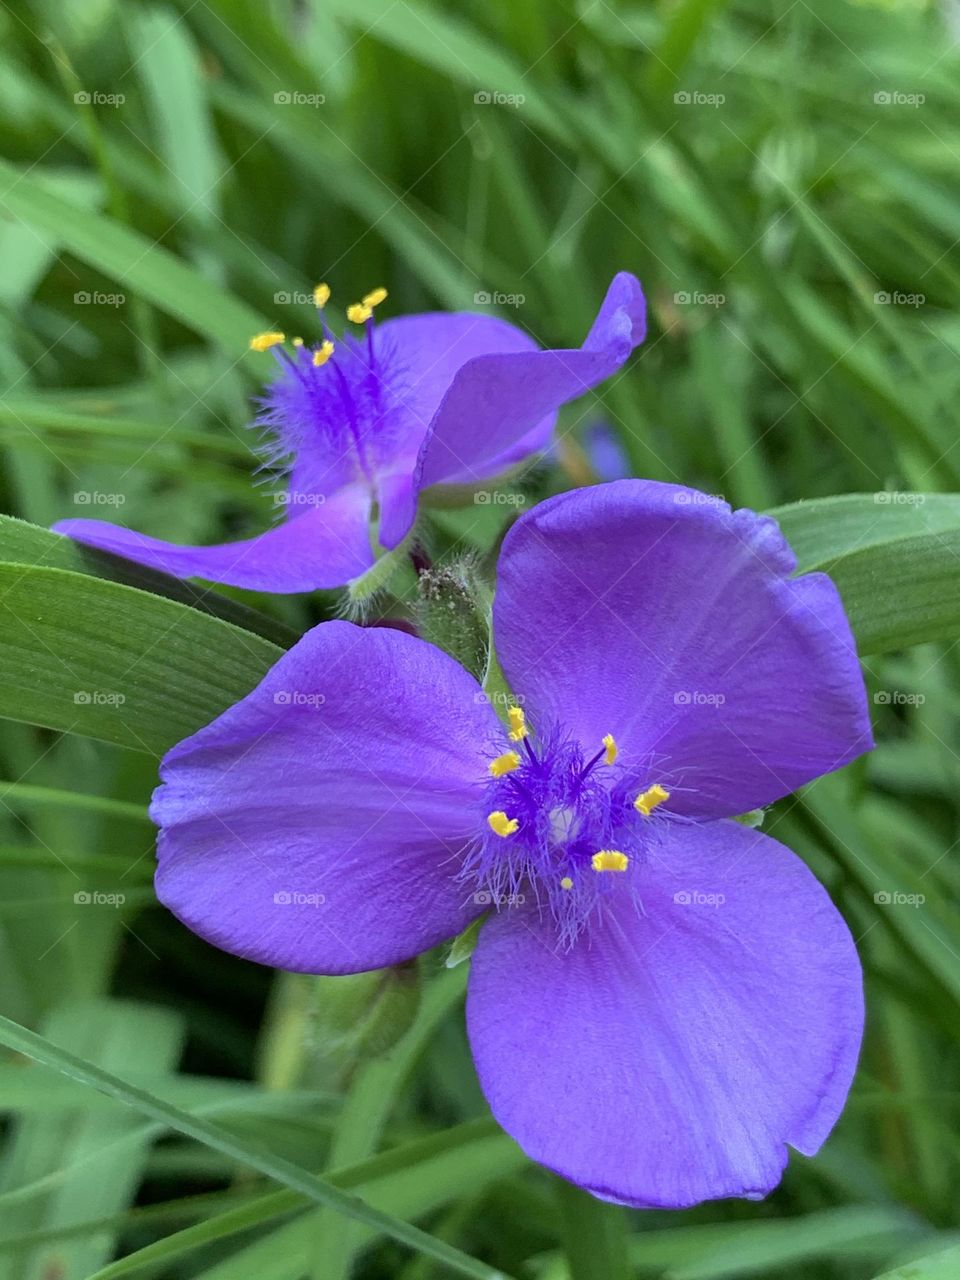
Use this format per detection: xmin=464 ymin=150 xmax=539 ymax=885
xmin=1 ymin=0 xmax=960 ymax=1277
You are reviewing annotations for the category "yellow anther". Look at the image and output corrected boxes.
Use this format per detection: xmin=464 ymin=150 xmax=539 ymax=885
xmin=488 ymin=811 xmax=518 ymax=838
xmin=249 ymin=331 xmax=285 ymax=352
xmin=602 ymin=733 xmax=618 ymax=765
xmin=489 ymin=750 xmax=521 ymax=778
xmin=362 ymin=286 xmax=388 ymax=308
xmin=313 ymin=282 xmax=331 ymax=309
xmin=292 ymin=336 xmax=304 ymax=348
xmin=560 ymin=876 xmax=574 ymax=891
xmin=312 ymin=340 xmax=335 ymax=367
xmin=507 ymin=706 xmax=528 ymax=742
xmin=635 ymin=783 xmax=670 ymax=817
xmin=592 ymin=850 xmax=629 ymax=873
xmin=347 ymin=302 xmax=373 ymax=324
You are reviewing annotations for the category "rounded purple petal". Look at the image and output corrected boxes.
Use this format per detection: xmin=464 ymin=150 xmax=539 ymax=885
xmin=466 ymin=819 xmax=863 ymax=1208
xmin=493 ymin=480 xmax=873 ymax=818
xmin=414 ymin=273 xmax=647 ymax=495
xmin=54 ymin=486 xmax=374 ymax=594
xmin=151 ymin=621 xmax=499 ymax=973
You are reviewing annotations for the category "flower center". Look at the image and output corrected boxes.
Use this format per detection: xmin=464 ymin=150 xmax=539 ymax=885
xmin=249 ymin=286 xmax=414 ymax=496
xmin=463 ymin=706 xmax=672 ymax=946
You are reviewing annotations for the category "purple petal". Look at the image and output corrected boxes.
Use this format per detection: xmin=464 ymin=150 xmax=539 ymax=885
xmin=53 ymin=486 xmax=374 ymax=593
xmin=377 ymin=471 xmax=418 ymax=551
xmin=275 ymin=313 xmax=545 ymax=498
xmin=413 ymin=273 xmax=646 ymax=494
xmin=467 ymin=819 xmax=863 ymax=1208
xmin=493 ymin=480 xmax=872 ymax=818
xmin=376 ymin=310 xmax=544 ymax=438
xmin=151 ymin=620 xmax=499 ymax=972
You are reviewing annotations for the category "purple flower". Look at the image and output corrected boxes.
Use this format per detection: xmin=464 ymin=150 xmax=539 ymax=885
xmin=52 ymin=276 xmax=646 ymax=593
xmin=582 ymin=418 xmax=631 ymax=481
xmin=150 ymin=480 xmax=873 ymax=1207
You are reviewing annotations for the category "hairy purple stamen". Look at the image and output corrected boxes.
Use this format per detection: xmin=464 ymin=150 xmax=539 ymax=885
xmin=462 ymin=719 xmax=673 ymax=948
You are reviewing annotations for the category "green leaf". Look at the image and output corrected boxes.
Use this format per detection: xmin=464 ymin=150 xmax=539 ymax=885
xmin=0 ymin=514 xmax=297 ymax=648
xmin=0 ymin=1000 xmax=184 ymax=1280
xmin=0 ymin=158 xmax=265 ymax=360
xmin=0 ymin=562 xmax=282 ymax=754
xmin=771 ymin=494 xmax=960 ymax=654
xmin=554 ymin=1177 xmax=631 ymax=1280
xmin=0 ymin=1009 xmax=511 ymax=1280
xmin=445 ymin=917 xmax=483 ymax=969
xmin=871 ymin=1242 xmax=960 ymax=1280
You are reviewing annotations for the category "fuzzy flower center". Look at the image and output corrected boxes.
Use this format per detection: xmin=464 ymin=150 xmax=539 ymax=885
xmin=250 ymin=286 xmax=417 ymax=499
xmin=463 ymin=706 xmax=672 ymax=947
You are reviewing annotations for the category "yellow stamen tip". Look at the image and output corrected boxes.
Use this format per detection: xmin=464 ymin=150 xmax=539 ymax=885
xmin=249 ymin=331 xmax=285 ymax=352
xmin=488 ymin=811 xmax=519 ymax=838
xmin=489 ymin=750 xmax=521 ymax=778
xmin=292 ymin=336 xmax=304 ymax=347
xmin=602 ymin=733 xmax=618 ymax=765
xmin=560 ymin=876 xmax=574 ymax=891
xmin=362 ymin=286 xmax=388 ymax=308
xmin=347 ymin=302 xmax=373 ymax=324
xmin=592 ymin=850 xmax=629 ymax=873
xmin=507 ymin=706 xmax=528 ymax=742
xmin=313 ymin=282 xmax=331 ymax=309
xmin=635 ymin=783 xmax=670 ymax=817
xmin=312 ymin=340 xmax=335 ymax=367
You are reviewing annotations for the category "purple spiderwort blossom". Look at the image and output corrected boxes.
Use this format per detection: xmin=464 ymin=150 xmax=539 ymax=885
xmin=150 ymin=480 xmax=873 ymax=1207
xmin=52 ymin=275 xmax=646 ymax=593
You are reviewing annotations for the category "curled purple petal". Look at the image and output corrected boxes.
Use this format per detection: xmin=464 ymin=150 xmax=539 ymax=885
xmin=413 ymin=273 xmax=647 ymax=497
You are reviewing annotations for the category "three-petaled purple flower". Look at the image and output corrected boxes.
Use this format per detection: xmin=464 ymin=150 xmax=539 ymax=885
xmin=53 ymin=275 xmax=646 ymax=592
xmin=151 ymin=480 xmax=873 ymax=1207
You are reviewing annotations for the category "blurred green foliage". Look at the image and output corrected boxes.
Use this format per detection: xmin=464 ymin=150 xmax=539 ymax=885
xmin=1 ymin=0 xmax=960 ymax=1277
